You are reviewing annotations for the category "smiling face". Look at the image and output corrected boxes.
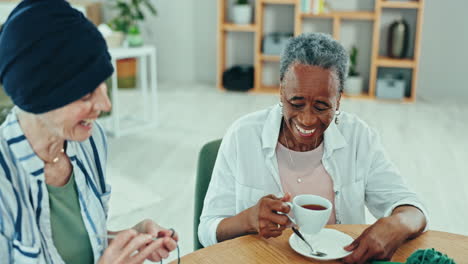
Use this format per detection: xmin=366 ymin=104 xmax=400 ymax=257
xmin=37 ymin=82 xmax=111 ymax=142
xmin=280 ymin=64 xmax=341 ymax=151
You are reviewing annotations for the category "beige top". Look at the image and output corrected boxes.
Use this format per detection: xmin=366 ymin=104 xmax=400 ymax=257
xmin=276 ymin=142 xmax=336 ymax=224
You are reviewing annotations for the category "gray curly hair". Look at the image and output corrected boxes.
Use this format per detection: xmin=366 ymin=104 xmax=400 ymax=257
xmin=280 ymin=33 xmax=349 ymax=92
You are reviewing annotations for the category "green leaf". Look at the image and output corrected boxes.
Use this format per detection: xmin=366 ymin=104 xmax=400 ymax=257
xmin=143 ymin=0 xmax=157 ymax=15
xmin=349 ymin=46 xmax=359 ymax=76
xmin=108 ymin=0 xmax=157 ymax=32
xmin=136 ymin=9 xmax=145 ymax=20
xmin=128 ymin=25 xmax=140 ymax=34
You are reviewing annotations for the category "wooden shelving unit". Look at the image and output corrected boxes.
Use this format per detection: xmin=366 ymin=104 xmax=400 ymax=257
xmin=369 ymin=0 xmax=425 ymax=102
xmin=251 ymin=85 xmax=282 ymax=94
xmin=380 ymin=1 xmax=420 ymax=9
xmin=301 ymin=11 xmax=375 ymax=20
xmin=262 ymin=0 xmax=296 ymax=4
xmin=261 ymin=54 xmax=281 ymax=62
xmin=222 ymin=23 xmax=257 ymax=32
xmin=217 ymin=0 xmax=425 ymax=102
xmin=376 ymin=57 xmax=416 ymax=68
xmin=253 ymin=0 xmax=297 ymax=92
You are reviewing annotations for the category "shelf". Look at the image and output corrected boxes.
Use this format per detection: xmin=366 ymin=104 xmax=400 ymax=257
xmin=342 ymin=93 xmax=416 ymax=102
xmin=218 ymin=0 xmax=424 ymax=103
xmin=373 ymin=96 xmax=415 ymax=103
xmin=261 ymin=54 xmax=281 ymax=62
xmin=342 ymin=93 xmax=373 ymax=100
xmin=302 ymin=11 xmax=375 ymax=20
xmin=222 ymin=23 xmax=256 ymax=32
xmin=376 ymin=56 xmax=416 ymax=68
xmin=261 ymin=0 xmax=296 ymax=5
xmin=380 ymin=1 xmax=420 ymax=9
xmin=252 ymin=85 xmax=280 ymax=94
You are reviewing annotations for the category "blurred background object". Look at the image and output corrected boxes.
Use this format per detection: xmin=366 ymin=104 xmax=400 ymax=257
xmin=345 ymin=46 xmax=363 ymax=96
xmin=387 ymin=17 xmax=410 ymax=58
xmin=231 ymin=0 xmax=253 ymax=25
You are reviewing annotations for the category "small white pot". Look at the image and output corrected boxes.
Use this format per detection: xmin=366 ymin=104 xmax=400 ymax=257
xmin=345 ymin=76 xmax=363 ymax=95
xmin=104 ymin=32 xmax=124 ymax=48
xmin=232 ymin=4 xmax=252 ymax=25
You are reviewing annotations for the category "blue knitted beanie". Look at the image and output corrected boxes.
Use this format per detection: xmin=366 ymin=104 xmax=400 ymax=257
xmin=0 ymin=0 xmax=114 ymax=114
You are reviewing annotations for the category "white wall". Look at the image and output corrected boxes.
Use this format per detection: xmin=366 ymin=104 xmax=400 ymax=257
xmin=103 ymin=0 xmax=198 ymax=83
xmin=142 ymin=0 xmax=197 ymax=83
xmin=417 ymin=0 xmax=468 ymax=102
xmin=193 ymin=0 xmax=218 ymax=83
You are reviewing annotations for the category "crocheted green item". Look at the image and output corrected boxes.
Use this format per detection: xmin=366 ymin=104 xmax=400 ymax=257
xmin=372 ymin=248 xmax=456 ymax=264
xmin=407 ymin=249 xmax=456 ymax=264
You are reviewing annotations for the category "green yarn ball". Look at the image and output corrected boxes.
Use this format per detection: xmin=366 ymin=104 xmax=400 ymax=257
xmin=406 ymin=249 xmax=456 ymax=264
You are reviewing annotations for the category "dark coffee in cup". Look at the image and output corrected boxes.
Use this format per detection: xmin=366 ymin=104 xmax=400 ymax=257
xmin=301 ymin=204 xmax=327 ymax=211
xmin=291 ymin=195 xmax=333 ymax=235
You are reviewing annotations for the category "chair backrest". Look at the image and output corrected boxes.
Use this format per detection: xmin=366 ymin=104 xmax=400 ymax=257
xmin=193 ymin=139 xmax=222 ymax=251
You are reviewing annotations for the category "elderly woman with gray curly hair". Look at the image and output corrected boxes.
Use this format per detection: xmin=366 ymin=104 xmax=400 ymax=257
xmin=199 ymin=33 xmax=428 ymax=264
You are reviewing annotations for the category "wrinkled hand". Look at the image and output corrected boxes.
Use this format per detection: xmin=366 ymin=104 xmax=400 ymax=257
xmin=248 ymin=193 xmax=292 ymax=239
xmin=133 ymin=219 xmax=179 ymax=262
xmin=98 ymin=220 xmax=178 ymax=264
xmin=98 ymin=229 xmax=176 ymax=264
xmin=343 ymin=217 xmax=408 ymax=264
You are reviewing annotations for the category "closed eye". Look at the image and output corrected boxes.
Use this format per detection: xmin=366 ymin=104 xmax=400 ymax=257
xmin=289 ymin=102 xmax=305 ymax=109
xmin=315 ymin=101 xmax=331 ymax=111
xmin=315 ymin=106 xmax=328 ymax=111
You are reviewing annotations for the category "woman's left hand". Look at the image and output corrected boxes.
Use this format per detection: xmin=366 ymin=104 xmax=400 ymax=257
xmin=133 ymin=219 xmax=179 ymax=262
xmin=342 ymin=216 xmax=408 ymax=264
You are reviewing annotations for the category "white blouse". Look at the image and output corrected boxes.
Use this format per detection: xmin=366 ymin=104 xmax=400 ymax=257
xmin=199 ymin=104 xmax=428 ymax=247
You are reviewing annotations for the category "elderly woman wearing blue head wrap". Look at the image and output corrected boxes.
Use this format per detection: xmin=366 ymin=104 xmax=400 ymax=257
xmin=0 ymin=0 xmax=178 ymax=263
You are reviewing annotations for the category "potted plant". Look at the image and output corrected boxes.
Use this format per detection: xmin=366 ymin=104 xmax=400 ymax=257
xmin=232 ymin=0 xmax=252 ymax=25
xmin=0 ymin=88 xmax=13 ymax=124
xmin=345 ymin=46 xmax=363 ymax=95
xmin=108 ymin=0 xmax=157 ymax=88
xmin=108 ymin=0 xmax=157 ymax=47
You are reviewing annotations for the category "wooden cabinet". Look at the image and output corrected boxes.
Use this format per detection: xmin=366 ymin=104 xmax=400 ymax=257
xmin=217 ymin=0 xmax=425 ymax=102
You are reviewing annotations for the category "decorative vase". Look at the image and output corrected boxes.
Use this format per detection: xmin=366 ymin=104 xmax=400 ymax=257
xmin=232 ymin=4 xmax=252 ymax=25
xmin=105 ymin=32 xmax=124 ymax=48
xmin=345 ymin=76 xmax=363 ymax=95
xmin=127 ymin=33 xmax=143 ymax=47
xmin=387 ymin=18 xmax=410 ymax=58
xmin=127 ymin=25 xmax=144 ymax=47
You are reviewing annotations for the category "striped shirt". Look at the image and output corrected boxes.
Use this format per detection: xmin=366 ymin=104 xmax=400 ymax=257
xmin=0 ymin=108 xmax=111 ymax=263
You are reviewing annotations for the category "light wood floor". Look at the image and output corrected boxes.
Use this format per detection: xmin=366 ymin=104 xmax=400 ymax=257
xmin=104 ymin=83 xmax=468 ymax=262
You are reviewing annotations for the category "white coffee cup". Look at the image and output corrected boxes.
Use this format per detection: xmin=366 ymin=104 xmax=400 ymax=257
xmin=286 ymin=194 xmax=332 ymax=235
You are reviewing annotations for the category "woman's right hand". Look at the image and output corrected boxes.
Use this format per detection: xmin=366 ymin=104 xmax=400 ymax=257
xmin=98 ymin=229 xmax=176 ymax=264
xmin=248 ymin=193 xmax=292 ymax=239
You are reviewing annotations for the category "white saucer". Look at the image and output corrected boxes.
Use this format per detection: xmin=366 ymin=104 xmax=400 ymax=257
xmin=289 ymin=228 xmax=354 ymax=261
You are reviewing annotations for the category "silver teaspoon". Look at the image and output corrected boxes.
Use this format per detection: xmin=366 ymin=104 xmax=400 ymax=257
xmin=276 ymin=211 xmax=327 ymax=257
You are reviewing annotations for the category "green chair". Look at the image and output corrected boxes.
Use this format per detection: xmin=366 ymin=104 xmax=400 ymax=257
xmin=193 ymin=139 xmax=222 ymax=251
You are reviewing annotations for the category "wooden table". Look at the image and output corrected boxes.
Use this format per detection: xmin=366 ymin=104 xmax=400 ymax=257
xmin=173 ymin=225 xmax=468 ymax=263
